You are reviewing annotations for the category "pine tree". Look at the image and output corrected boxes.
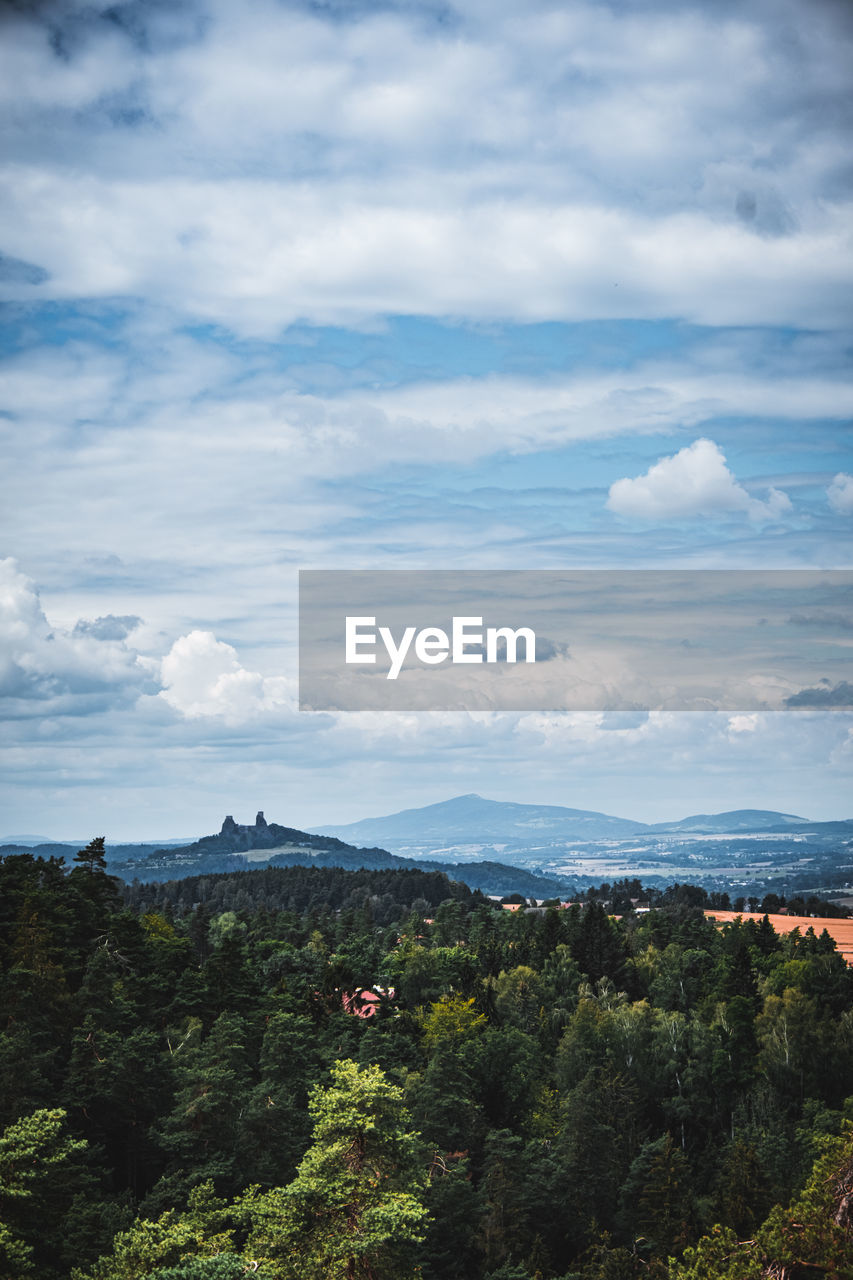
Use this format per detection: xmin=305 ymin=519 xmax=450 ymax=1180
xmin=156 ymin=1012 xmax=252 ymax=1196
xmin=243 ymin=1059 xmax=429 ymax=1280
xmin=69 ymin=837 xmax=121 ymax=922
xmin=74 ymin=838 xmax=108 ymax=875
xmin=618 ymin=1132 xmax=694 ymax=1259
xmin=0 ymin=1108 xmax=89 ymax=1278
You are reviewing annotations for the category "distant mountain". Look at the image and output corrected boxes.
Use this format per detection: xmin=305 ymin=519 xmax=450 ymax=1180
xmin=5 ymin=800 xmax=834 ymax=866
xmin=6 ymin=800 xmax=846 ymax=901
xmin=0 ymin=835 xmax=74 ymax=846
xmin=0 ymin=842 xmax=79 ymax=859
xmin=648 ymin=809 xmax=808 ymax=834
xmin=311 ymin=794 xmax=828 ymax=850
xmin=0 ymin=838 xmax=199 ymax=862
xmin=312 ymin=793 xmax=648 ymax=849
xmin=99 ymin=811 xmax=575 ymax=898
xmin=105 ymin=811 xmax=391 ymax=881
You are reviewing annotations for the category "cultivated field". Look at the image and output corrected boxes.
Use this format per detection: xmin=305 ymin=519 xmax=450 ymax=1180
xmin=706 ymin=910 xmax=853 ymax=964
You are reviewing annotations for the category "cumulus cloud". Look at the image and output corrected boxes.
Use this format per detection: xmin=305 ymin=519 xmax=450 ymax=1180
xmin=0 ymin=558 xmax=156 ymax=713
xmin=159 ymin=629 xmax=293 ymax=723
xmin=606 ymin=438 xmax=792 ymax=522
xmin=827 ymin=472 xmax=853 ymax=515
xmin=0 ymin=570 xmax=295 ymax=725
xmin=727 ymin=713 xmax=759 ymax=734
xmin=73 ymin=614 xmax=142 ymax=641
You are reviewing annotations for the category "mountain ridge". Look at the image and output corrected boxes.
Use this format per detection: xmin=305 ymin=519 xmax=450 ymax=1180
xmin=312 ymin=793 xmax=648 ymax=845
xmin=4 ymin=798 xmax=833 ymax=859
xmin=311 ymin=793 xmax=813 ymax=847
xmin=6 ymin=800 xmax=850 ymax=903
xmin=27 ymin=810 xmax=577 ymax=898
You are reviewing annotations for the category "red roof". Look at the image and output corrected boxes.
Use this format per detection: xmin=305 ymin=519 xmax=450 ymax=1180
xmin=341 ymin=987 xmax=395 ymax=1018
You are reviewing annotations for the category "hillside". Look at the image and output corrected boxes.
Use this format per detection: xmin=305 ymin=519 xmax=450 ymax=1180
xmin=649 ymin=808 xmax=808 ymax=833
xmin=311 ymin=793 xmax=821 ymax=850
xmin=98 ymin=811 xmax=575 ymax=898
xmin=5 ymin=801 xmax=850 ymax=904
xmin=312 ymin=792 xmax=648 ymax=848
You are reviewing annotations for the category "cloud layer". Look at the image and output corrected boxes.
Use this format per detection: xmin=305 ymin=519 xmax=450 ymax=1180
xmin=1 ymin=0 xmax=852 ymax=332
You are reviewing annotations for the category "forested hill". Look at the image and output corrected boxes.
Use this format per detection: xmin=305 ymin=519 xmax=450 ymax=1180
xmin=103 ymin=811 xmax=577 ymax=898
xmin=157 ymin=811 xmax=362 ymax=857
xmin=2 ymin=849 xmax=853 ymax=1279
xmin=125 ymin=862 xmax=480 ymax=917
xmin=115 ymin=810 xmax=396 ymax=874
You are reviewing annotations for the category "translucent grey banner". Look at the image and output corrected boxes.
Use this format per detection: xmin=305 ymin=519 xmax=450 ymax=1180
xmin=298 ymin=570 xmax=853 ymax=712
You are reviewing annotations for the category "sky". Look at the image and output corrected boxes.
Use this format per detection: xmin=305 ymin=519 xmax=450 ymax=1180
xmin=1 ymin=0 xmax=852 ymax=840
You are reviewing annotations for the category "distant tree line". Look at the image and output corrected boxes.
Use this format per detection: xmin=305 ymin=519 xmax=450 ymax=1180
xmin=125 ymin=862 xmax=479 ymax=920
xmin=558 ymin=877 xmax=850 ymax=918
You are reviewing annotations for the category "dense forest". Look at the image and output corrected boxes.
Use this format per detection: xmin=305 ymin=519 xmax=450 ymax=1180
xmin=1 ymin=840 xmax=852 ymax=1279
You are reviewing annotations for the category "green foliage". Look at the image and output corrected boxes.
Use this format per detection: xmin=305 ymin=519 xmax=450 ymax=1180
xmin=554 ymin=1067 xmax=641 ymax=1252
xmin=671 ymin=1131 xmax=853 ymax=1279
xmin=422 ymin=1154 xmax=483 ymax=1279
xmin=387 ymin=942 xmax=478 ymax=1008
xmin=714 ymin=1136 xmax=770 ymax=1237
xmin=0 ymin=1108 xmax=89 ymax=1278
xmin=156 ymin=1012 xmax=253 ymax=1194
xmin=419 ymin=994 xmax=488 ymax=1047
xmin=618 ymin=1132 xmax=694 ymax=1258
xmin=149 ymin=1257 xmax=245 ymax=1279
xmin=755 ymin=1131 xmax=853 ymax=1277
xmin=73 ymin=839 xmax=108 ymax=875
xmin=243 ymin=1059 xmax=429 ymax=1280
xmin=492 ymin=966 xmax=545 ymax=1034
xmin=239 ymin=1010 xmax=321 ymax=1187
xmin=3 ymin=853 xmax=853 ymax=1280
xmin=77 ymin=1182 xmax=237 ymax=1280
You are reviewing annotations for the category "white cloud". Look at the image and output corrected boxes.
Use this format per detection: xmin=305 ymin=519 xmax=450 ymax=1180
xmin=0 ymin=0 xmax=851 ymax=331
xmin=1 ymin=173 xmax=850 ymax=332
xmin=3 ymin=332 xmax=846 ymax=643
xmin=2 ymin=337 xmax=848 ymax=556
xmin=159 ymin=629 xmax=293 ymax=723
xmin=606 ymin=438 xmax=792 ymax=523
xmin=1 ymin=563 xmax=851 ymax=833
xmin=0 ymin=557 xmax=156 ymax=713
xmin=341 ymin=365 xmax=853 ymax=456
xmin=827 ymin=472 xmax=853 ymax=515
xmin=1 ymin=0 xmax=852 ymax=834
xmin=728 ymin=713 xmax=759 ymax=735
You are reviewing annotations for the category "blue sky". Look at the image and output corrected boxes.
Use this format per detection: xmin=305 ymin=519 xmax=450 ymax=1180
xmin=0 ymin=0 xmax=851 ymax=838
